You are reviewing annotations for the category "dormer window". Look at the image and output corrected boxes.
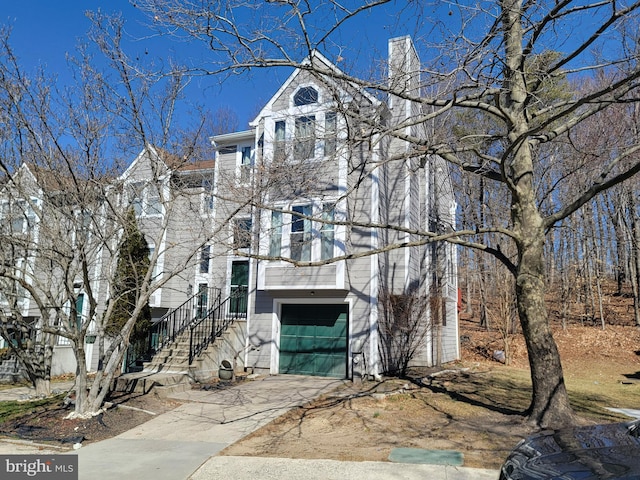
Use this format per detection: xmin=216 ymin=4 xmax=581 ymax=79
xmin=294 ymin=87 xmax=318 ymax=106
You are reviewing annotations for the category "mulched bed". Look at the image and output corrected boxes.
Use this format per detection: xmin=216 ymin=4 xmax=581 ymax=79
xmin=0 ymin=392 xmax=180 ymax=447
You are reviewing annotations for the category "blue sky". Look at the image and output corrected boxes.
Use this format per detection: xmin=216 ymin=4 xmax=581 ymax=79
xmin=0 ymin=1 xmax=408 ymax=131
xmin=0 ymin=1 xmax=615 ymax=134
xmin=1 ymin=1 xmax=294 ymax=129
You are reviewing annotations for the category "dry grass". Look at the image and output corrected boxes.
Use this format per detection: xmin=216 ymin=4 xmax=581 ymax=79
xmin=223 ymin=323 xmax=640 ymax=470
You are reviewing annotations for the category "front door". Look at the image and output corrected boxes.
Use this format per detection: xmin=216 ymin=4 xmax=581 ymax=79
xmin=230 ymin=261 xmax=248 ymax=315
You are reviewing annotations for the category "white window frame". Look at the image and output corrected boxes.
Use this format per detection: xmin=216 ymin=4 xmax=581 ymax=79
xmin=233 ymin=217 xmax=253 ymax=252
xmin=272 ymin=112 xmax=337 ymax=164
xmin=238 ymin=145 xmax=253 ymax=184
xmin=320 ymin=203 xmax=336 ymax=260
xmin=290 ymin=204 xmax=312 ymax=261
xmin=127 ymin=180 xmax=164 ymax=218
xmin=3 ymin=198 xmax=39 ymax=234
xmin=293 ymin=86 xmax=319 ymax=106
xmin=294 ymin=115 xmax=316 ymax=161
xmin=274 ymin=120 xmax=286 ymax=161
xmin=200 ymin=245 xmax=211 ymax=274
xmin=323 ymin=111 xmax=337 ymax=157
xmin=201 ymin=177 xmax=215 ymax=214
xmin=267 ymin=201 xmax=337 ymax=262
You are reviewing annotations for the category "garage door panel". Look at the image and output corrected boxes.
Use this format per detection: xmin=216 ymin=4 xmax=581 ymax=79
xmin=280 ymin=303 xmax=348 ymax=378
xmin=318 ymin=355 xmax=346 ymax=378
xmin=279 ymin=334 xmax=297 ymax=354
xmin=298 ymin=323 xmax=317 ymax=337
xmin=282 ymin=354 xmax=313 ymax=375
xmin=279 ymin=352 xmax=295 ymax=372
xmin=314 ymin=355 xmax=334 ymax=375
xmin=296 ymin=336 xmax=316 ymax=352
xmin=320 ymin=336 xmax=344 ymax=351
xmin=327 ymin=362 xmax=345 ymax=378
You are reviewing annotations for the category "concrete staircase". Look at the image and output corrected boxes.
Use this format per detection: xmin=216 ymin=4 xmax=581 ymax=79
xmin=111 ymin=370 xmax=192 ymax=397
xmin=143 ymin=335 xmax=192 ymax=374
xmin=112 ymin=318 xmax=247 ymax=397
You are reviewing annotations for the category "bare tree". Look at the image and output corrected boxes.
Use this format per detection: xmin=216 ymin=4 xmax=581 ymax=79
xmin=378 ymin=289 xmax=429 ymax=376
xmin=492 ymin=265 xmax=519 ymax=365
xmin=134 ymin=0 xmax=640 ymax=427
xmin=0 ymin=15 xmax=222 ymax=415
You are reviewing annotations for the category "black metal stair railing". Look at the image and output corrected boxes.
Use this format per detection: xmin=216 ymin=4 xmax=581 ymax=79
xmin=189 ymin=286 xmax=248 ymax=364
xmin=150 ymin=287 xmax=221 ymax=353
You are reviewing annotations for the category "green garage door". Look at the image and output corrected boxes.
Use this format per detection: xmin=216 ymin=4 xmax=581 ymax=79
xmin=280 ymin=304 xmax=348 ymax=378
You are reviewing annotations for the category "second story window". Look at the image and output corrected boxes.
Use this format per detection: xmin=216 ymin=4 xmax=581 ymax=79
xmin=294 ymin=116 xmax=315 ymax=160
xmin=268 ymin=202 xmax=337 ymax=263
xmin=202 ymin=178 xmax=214 ymax=212
xmin=146 ymin=186 xmax=162 ymax=216
xmin=270 ymin=211 xmax=283 ymax=258
xmin=3 ymin=199 xmax=37 ymax=234
xmin=200 ymin=245 xmax=210 ymax=273
xmin=324 ymin=112 xmax=337 ymax=157
xmin=128 ymin=181 xmax=162 ymax=217
xmin=320 ymin=204 xmax=335 ymax=260
xmin=233 ymin=218 xmax=252 ymax=251
xmin=240 ymin=146 xmax=252 ymax=183
xmin=291 ymin=205 xmax=312 ymax=261
xmin=129 ymin=182 xmax=144 ymax=216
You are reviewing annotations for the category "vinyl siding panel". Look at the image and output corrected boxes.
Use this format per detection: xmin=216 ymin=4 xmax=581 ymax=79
xmin=263 ymin=265 xmax=338 ymax=288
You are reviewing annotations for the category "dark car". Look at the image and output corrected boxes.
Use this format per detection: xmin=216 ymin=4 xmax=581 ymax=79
xmin=500 ymin=419 xmax=640 ymax=479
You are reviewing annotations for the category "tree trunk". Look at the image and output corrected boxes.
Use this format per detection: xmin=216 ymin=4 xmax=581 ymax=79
xmin=509 ymin=145 xmax=575 ymax=428
xmin=514 ymin=213 xmax=575 ymax=427
xmin=612 ymin=204 xmax=627 ymax=296
xmin=464 ymin=272 xmax=473 ymax=315
xmin=502 ymin=0 xmax=574 ymax=427
xmin=33 ymin=377 xmax=51 ymax=397
xmin=479 ymin=271 xmax=489 ymax=330
xmin=74 ymin=344 xmax=88 ymax=415
xmin=630 ymin=192 xmax=640 ymax=326
xmin=510 ymin=149 xmax=575 ymax=427
xmin=16 ymin=342 xmax=53 ymax=397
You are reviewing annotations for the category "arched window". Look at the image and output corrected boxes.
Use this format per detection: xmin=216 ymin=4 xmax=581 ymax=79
xmin=294 ymin=87 xmax=318 ymax=106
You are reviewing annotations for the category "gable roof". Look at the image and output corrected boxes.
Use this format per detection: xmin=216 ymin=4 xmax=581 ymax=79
xmin=119 ymin=144 xmax=216 ymax=184
xmin=1 ymin=162 xmax=84 ymax=195
xmin=176 ymin=159 xmax=215 ymax=172
xmin=249 ymin=50 xmax=381 ymax=126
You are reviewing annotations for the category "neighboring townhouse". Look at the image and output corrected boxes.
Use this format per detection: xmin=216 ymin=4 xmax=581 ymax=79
xmin=0 ymin=164 xmax=44 ymax=376
xmin=0 ymin=148 xmax=222 ymax=379
xmin=0 ymin=163 xmax=106 ymax=377
xmin=112 ymin=147 xmax=224 ymax=350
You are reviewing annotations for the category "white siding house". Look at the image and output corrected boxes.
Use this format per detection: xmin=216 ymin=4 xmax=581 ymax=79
xmin=209 ymin=36 xmax=459 ymax=379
